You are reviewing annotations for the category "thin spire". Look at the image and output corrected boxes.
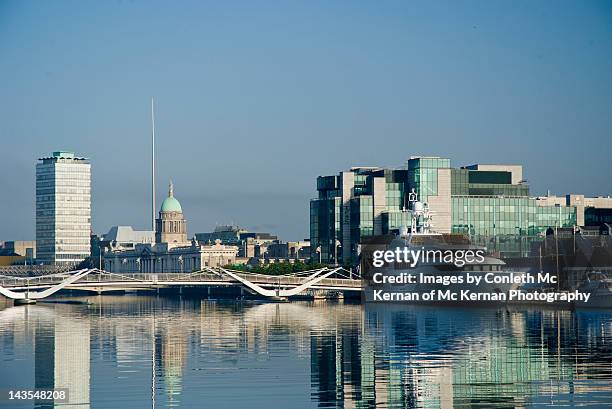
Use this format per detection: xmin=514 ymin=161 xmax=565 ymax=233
xmin=151 ymin=98 xmax=156 ymax=230
xmin=169 ymin=180 xmax=174 ymax=197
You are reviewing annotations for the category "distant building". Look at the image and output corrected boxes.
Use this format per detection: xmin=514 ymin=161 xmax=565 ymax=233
xmin=311 ymin=156 xmax=610 ymax=263
xmin=195 ymin=226 xmax=278 ymax=258
xmin=0 ymin=240 xmax=36 ymax=258
xmin=265 ymin=240 xmax=311 ymax=261
xmin=105 ymin=182 xmax=238 ymax=272
xmin=585 ymin=207 xmax=612 ymax=227
xmin=239 ymin=233 xmax=278 ymax=258
xmin=195 ymin=225 xmax=248 ymax=246
xmin=239 ymin=232 xmax=278 ymax=245
xmin=90 ymin=226 xmax=155 ymax=268
xmin=241 ymin=237 xmax=264 ymax=259
xmin=0 ymin=240 xmax=36 ymax=266
xmin=101 ymin=226 xmax=155 ymax=250
xmin=36 ymin=151 xmax=91 ymax=265
xmin=568 ymin=195 xmax=612 ymax=227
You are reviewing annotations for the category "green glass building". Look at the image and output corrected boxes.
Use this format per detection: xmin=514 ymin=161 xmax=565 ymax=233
xmin=310 ymin=157 xmax=587 ymax=264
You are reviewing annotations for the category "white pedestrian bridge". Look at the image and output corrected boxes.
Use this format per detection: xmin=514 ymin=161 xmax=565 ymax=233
xmin=0 ymin=267 xmax=362 ymax=302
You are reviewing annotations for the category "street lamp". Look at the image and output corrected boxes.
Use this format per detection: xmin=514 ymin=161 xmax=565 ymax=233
xmin=178 ymin=255 xmax=184 ymax=274
xmin=136 ymin=257 xmax=141 ymax=273
xmin=99 ymin=244 xmax=104 ymax=270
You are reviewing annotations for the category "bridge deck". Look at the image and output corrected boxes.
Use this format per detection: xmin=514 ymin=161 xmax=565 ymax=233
xmin=0 ymin=269 xmax=363 ymax=299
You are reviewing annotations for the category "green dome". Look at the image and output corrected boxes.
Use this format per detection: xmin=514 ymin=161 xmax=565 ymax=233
xmin=160 ymin=181 xmax=182 ymax=212
xmin=160 ymin=196 xmax=182 ymax=212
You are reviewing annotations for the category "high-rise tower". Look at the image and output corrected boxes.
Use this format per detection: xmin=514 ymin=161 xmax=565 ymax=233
xmin=36 ymin=151 xmax=91 ymax=265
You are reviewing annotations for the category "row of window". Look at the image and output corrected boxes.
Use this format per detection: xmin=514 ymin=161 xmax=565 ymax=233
xmin=408 ymin=157 xmax=450 ymax=170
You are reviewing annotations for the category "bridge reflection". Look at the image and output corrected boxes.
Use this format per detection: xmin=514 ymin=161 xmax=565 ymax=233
xmin=0 ymin=298 xmax=610 ymax=408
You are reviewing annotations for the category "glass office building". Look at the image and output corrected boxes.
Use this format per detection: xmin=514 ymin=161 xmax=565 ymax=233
xmin=311 ymin=168 xmax=413 ymax=264
xmin=311 ymin=157 xmax=585 ymax=263
xmin=36 ymin=151 xmax=91 ymax=265
xmin=408 ymin=157 xmax=451 ymax=204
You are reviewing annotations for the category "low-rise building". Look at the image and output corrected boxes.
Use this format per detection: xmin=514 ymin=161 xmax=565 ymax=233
xmin=0 ymin=240 xmax=36 ymax=265
xmin=0 ymin=240 xmax=36 ymax=258
xmin=195 ymin=226 xmax=278 ymax=258
xmin=104 ymin=238 xmax=239 ymax=272
xmin=266 ymin=240 xmax=311 ymax=261
xmin=195 ymin=225 xmax=247 ymax=246
xmin=96 ymin=226 xmax=155 ymax=252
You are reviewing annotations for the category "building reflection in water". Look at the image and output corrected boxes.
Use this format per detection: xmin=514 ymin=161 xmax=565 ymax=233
xmin=155 ymin=314 xmax=187 ymax=407
xmin=0 ymin=304 xmax=91 ymax=409
xmin=309 ymin=305 xmax=612 ymax=408
xmin=0 ymin=296 xmax=610 ymax=409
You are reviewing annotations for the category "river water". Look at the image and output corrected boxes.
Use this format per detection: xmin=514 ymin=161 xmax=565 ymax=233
xmin=0 ymin=296 xmax=610 ymax=408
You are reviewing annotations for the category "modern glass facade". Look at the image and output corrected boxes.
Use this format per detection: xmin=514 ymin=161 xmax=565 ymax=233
xmin=36 ymin=151 xmax=91 ymax=265
xmin=383 ymin=169 xmax=411 ymax=233
xmin=310 ymin=194 xmax=341 ymax=263
xmin=350 ymin=195 xmax=373 ymax=247
xmin=408 ymin=157 xmax=450 ymax=204
xmin=311 ymin=157 xmax=587 ymax=263
xmin=451 ymin=197 xmax=576 ymax=236
xmin=452 ymin=196 xmax=577 ymax=256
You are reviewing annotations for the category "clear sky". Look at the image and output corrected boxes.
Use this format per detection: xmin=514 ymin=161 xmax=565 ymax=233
xmin=1 ymin=0 xmax=611 ymax=241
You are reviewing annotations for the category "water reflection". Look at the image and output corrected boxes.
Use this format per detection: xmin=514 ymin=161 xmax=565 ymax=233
xmin=33 ymin=307 xmax=90 ymax=409
xmin=0 ymin=297 xmax=610 ymax=408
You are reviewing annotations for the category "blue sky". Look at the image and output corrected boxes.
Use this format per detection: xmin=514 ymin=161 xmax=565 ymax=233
xmin=1 ymin=0 xmax=611 ymax=241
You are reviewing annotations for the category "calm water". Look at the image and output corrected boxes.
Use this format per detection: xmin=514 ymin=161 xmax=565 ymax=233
xmin=0 ymin=296 xmax=611 ymax=408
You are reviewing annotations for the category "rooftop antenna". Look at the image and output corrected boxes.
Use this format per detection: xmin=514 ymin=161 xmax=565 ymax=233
xmin=151 ymin=98 xmax=156 ymax=231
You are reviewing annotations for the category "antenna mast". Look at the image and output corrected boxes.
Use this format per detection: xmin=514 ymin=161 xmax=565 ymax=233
xmin=151 ymin=98 xmax=156 ymax=232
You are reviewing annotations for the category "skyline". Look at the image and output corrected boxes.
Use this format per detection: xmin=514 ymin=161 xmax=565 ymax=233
xmin=1 ymin=1 xmax=612 ymax=241
xmin=5 ymin=147 xmax=610 ymax=242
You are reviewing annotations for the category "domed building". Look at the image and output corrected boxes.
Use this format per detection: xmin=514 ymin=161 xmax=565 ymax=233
xmin=156 ymin=182 xmax=188 ymax=246
xmin=104 ymin=180 xmax=239 ymax=273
